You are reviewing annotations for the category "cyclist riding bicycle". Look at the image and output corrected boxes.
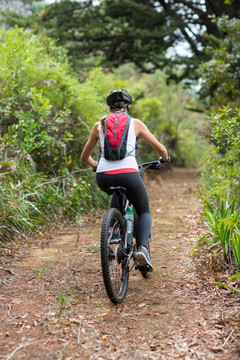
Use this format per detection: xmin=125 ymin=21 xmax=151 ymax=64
xmin=81 ymin=89 xmax=169 ymax=272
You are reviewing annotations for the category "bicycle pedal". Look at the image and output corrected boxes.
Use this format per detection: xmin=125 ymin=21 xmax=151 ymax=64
xmin=135 ymin=262 xmax=148 ymax=271
xmin=137 ymin=265 xmax=150 ymax=272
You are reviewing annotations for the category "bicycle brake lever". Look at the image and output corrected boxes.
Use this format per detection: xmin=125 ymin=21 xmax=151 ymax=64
xmin=148 ymin=161 xmax=161 ymax=169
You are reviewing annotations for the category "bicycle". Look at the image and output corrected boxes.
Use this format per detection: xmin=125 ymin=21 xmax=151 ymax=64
xmin=100 ymin=159 xmax=167 ymax=304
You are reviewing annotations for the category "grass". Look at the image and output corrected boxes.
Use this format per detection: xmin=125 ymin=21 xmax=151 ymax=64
xmin=0 ymin=168 xmax=103 ymax=243
xmin=213 ymin=274 xmax=240 ymax=294
xmin=38 ymin=263 xmax=48 ymax=283
xmin=57 ymin=292 xmax=72 ymax=320
xmin=86 ymin=243 xmax=101 ymax=253
xmin=232 ymin=229 xmax=240 ymax=268
xmin=201 ymin=197 xmax=240 ymax=268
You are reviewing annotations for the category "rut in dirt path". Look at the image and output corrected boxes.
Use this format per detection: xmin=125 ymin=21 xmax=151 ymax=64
xmin=0 ymin=167 xmax=240 ymax=360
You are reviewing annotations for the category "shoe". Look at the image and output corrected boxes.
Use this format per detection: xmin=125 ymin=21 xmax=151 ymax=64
xmin=135 ymin=246 xmax=153 ymax=272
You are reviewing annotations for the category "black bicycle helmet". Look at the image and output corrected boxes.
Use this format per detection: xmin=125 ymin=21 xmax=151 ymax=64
xmin=106 ymin=89 xmax=132 ymax=107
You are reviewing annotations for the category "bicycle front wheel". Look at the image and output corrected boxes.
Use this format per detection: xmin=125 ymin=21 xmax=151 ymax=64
xmin=101 ymin=208 xmax=129 ymax=304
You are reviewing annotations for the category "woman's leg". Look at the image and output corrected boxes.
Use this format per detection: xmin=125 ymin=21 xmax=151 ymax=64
xmin=96 ymin=172 xmax=151 ymax=250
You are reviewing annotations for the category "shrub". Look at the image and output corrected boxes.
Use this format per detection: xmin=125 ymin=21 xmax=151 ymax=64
xmin=203 ymin=197 xmax=239 ymax=264
xmin=199 ymin=107 xmax=240 ymax=269
xmin=0 ymin=27 xmax=110 ymax=241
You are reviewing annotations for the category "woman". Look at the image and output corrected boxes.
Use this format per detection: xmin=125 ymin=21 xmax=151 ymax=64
xmin=81 ymin=89 xmax=169 ymax=272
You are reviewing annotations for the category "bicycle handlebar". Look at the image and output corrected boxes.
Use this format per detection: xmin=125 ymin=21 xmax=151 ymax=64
xmin=139 ymin=159 xmax=169 ymax=170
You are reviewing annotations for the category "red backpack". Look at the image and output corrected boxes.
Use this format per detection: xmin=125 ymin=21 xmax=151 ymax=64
xmin=103 ymin=112 xmax=131 ymax=160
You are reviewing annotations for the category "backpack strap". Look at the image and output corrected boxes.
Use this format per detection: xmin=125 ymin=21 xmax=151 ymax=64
xmin=98 ymin=145 xmax=102 ymax=162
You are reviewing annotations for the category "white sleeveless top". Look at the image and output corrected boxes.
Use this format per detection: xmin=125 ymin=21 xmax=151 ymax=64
xmin=96 ymin=116 xmax=139 ymax=173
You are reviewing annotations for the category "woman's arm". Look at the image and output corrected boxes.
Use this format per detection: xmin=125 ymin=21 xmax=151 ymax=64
xmin=80 ymin=123 xmax=99 ymax=168
xmin=134 ymin=118 xmax=169 ymax=161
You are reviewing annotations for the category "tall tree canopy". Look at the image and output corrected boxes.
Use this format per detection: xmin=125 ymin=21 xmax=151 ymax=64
xmin=34 ymin=0 xmax=240 ymax=77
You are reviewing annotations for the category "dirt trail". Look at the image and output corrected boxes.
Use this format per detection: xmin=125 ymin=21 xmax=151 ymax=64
xmin=0 ymin=168 xmax=240 ymax=360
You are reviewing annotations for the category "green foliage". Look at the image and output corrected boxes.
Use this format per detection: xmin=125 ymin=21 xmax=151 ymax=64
xmin=213 ymin=273 xmax=240 ymax=294
xmin=57 ymin=291 xmax=72 ymax=320
xmin=213 ymin=280 xmax=240 ymax=294
xmin=232 ymin=230 xmax=240 ymax=268
xmin=203 ymin=197 xmax=239 ymax=259
xmin=19 ymin=0 xmax=238 ymax=82
xmin=126 ymin=68 xmax=209 ymax=166
xmin=0 ymin=26 xmax=111 ymax=148
xmin=199 ymin=108 xmax=240 ymax=268
xmin=197 ymin=15 xmax=240 ymax=273
xmin=38 ymin=263 xmax=48 ymax=282
xmin=199 ymin=16 xmax=240 ymax=107
xmin=199 ymin=107 xmax=240 ymax=202
xmin=198 ymin=24 xmax=240 ymax=269
xmin=0 ymin=27 xmax=111 ymax=172
xmin=34 ymin=0 xmax=171 ymax=73
xmin=0 ymin=165 xmax=96 ymax=241
xmin=0 ymin=26 xmax=110 ymax=242
xmin=57 ymin=292 xmax=72 ymax=305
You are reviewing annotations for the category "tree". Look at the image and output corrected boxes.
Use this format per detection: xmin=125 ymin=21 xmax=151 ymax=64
xmin=34 ymin=0 xmax=240 ymax=77
xmin=34 ymin=0 xmax=171 ymax=72
xmin=198 ymin=16 xmax=240 ymax=107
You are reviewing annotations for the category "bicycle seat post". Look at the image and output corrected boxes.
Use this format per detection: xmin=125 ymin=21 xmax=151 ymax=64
xmin=106 ymin=186 xmax=127 ymax=215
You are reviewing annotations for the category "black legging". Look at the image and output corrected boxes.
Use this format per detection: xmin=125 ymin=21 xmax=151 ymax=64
xmin=96 ymin=172 xmax=151 ymax=250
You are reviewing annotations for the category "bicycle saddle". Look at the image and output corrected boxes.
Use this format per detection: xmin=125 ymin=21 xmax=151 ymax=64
xmin=106 ymin=186 xmax=127 ymax=196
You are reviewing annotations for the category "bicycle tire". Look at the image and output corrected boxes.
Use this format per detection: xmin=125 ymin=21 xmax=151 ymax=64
xmin=101 ymin=208 xmax=129 ymax=304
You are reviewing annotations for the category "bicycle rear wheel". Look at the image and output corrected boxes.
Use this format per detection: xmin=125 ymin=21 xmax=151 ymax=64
xmin=101 ymin=208 xmax=129 ymax=304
